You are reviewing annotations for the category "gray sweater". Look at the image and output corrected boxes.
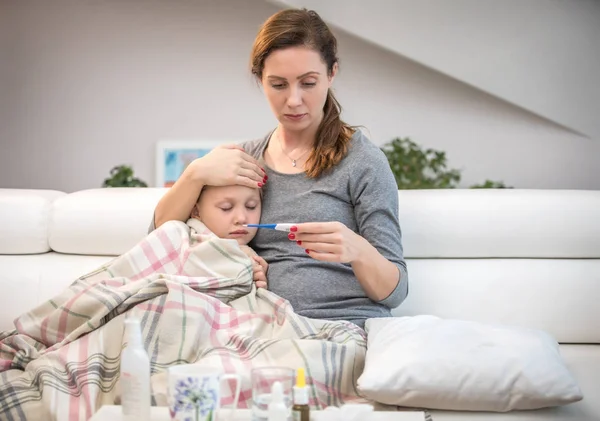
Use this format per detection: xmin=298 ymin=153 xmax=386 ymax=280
xmin=241 ymin=130 xmax=408 ymax=328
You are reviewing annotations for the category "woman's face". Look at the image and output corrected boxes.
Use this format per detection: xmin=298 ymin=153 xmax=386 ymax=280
xmin=261 ymin=46 xmax=336 ymax=134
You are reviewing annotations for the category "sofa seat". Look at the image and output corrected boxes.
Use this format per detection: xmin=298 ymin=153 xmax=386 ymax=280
xmin=0 ymin=252 xmax=113 ymax=332
xmin=429 ymin=345 xmax=600 ymax=421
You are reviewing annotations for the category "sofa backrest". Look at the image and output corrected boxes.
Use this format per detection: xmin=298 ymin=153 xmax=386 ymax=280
xmin=0 ymin=189 xmax=67 ymax=254
xmin=397 ymin=189 xmax=600 ymax=258
xmin=48 ymin=188 xmax=168 ymax=256
xmin=0 ymin=187 xmax=598 ymax=344
xmin=392 ymin=189 xmax=599 ymax=345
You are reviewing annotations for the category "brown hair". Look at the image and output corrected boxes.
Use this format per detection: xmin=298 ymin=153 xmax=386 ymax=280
xmin=250 ymin=9 xmax=355 ymax=178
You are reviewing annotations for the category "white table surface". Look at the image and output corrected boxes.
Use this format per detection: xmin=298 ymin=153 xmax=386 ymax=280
xmin=90 ymin=405 xmax=426 ymax=421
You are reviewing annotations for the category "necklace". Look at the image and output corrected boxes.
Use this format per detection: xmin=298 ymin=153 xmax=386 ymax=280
xmin=277 ymin=132 xmax=311 ymax=167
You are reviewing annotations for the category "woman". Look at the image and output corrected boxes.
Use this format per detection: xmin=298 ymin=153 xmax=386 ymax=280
xmin=152 ymin=8 xmax=408 ymax=328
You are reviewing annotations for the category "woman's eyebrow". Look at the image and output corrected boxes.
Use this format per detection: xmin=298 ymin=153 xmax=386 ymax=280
xmin=267 ymin=71 xmax=320 ymax=80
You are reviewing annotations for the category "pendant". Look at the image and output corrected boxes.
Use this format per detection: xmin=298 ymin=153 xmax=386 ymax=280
xmin=292 ymin=160 xmax=297 ymax=167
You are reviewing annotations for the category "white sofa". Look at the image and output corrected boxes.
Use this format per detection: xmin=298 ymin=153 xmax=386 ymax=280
xmin=0 ymin=187 xmax=598 ymax=421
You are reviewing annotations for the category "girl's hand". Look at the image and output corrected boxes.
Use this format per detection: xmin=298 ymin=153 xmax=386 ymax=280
xmin=251 ymin=255 xmax=269 ymax=289
xmin=188 ymin=144 xmax=266 ymax=189
xmin=240 ymin=246 xmax=268 ymax=289
xmin=288 ymin=222 xmax=365 ymax=263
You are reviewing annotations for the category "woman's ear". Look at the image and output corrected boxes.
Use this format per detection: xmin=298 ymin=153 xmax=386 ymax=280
xmin=328 ymin=62 xmax=338 ymax=87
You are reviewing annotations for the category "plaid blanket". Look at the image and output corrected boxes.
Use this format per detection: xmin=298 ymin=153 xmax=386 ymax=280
xmin=0 ymin=219 xmax=370 ymax=421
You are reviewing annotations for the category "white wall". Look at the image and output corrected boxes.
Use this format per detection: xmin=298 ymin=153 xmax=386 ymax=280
xmin=0 ymin=0 xmax=599 ymax=192
xmin=0 ymin=0 xmax=277 ymax=192
xmin=271 ymin=0 xmax=600 ymax=141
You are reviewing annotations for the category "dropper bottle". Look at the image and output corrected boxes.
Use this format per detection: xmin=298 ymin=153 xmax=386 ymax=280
xmin=292 ymin=367 xmax=310 ymax=421
xmin=268 ymin=381 xmax=288 ymax=421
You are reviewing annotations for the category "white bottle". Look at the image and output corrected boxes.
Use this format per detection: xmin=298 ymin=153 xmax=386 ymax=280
xmin=268 ymin=381 xmax=288 ymax=421
xmin=120 ymin=313 xmax=151 ymax=421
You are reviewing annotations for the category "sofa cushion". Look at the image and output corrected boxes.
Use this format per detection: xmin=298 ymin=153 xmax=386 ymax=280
xmin=358 ymin=316 xmax=582 ymax=412
xmin=398 ymin=189 xmax=600 ymax=258
xmin=0 ymin=189 xmax=66 ymax=254
xmin=394 ymin=258 xmax=600 ymax=344
xmin=49 ymin=188 xmax=168 ymax=256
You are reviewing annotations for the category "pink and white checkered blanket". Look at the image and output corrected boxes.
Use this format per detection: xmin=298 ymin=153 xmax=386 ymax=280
xmin=0 ymin=219 xmax=369 ymax=421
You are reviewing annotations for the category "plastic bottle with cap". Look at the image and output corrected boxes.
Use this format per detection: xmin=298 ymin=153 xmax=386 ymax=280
xmin=292 ymin=367 xmax=310 ymax=421
xmin=268 ymin=381 xmax=288 ymax=421
xmin=120 ymin=312 xmax=151 ymax=421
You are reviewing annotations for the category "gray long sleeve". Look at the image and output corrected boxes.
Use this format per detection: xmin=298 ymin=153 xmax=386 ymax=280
xmin=349 ymin=141 xmax=408 ymax=309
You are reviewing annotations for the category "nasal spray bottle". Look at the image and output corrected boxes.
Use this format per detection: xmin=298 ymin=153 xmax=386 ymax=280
xmin=120 ymin=311 xmax=151 ymax=421
xmin=268 ymin=381 xmax=288 ymax=421
xmin=292 ymin=368 xmax=310 ymax=421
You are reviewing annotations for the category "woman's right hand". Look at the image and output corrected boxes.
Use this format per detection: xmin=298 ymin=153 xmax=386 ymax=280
xmin=187 ymin=144 xmax=266 ymax=189
xmin=152 ymin=144 xmax=265 ymax=230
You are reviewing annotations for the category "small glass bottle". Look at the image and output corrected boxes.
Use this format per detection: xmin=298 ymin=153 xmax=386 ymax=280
xmin=292 ymin=368 xmax=310 ymax=421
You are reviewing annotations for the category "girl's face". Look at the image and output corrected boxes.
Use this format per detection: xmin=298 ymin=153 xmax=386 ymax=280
xmin=261 ymin=46 xmax=336 ymax=134
xmin=192 ymin=185 xmax=261 ymax=245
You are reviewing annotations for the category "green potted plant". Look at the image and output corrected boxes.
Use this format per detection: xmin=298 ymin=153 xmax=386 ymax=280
xmin=470 ymin=180 xmax=510 ymax=189
xmin=102 ymin=165 xmax=148 ymax=188
xmin=381 ymin=137 xmax=510 ymax=189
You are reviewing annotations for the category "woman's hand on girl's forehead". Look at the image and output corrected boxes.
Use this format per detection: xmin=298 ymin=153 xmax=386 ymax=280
xmin=192 ymin=144 xmax=267 ymax=189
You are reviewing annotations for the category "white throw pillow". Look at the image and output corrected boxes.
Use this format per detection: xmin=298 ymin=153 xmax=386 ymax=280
xmin=357 ymin=315 xmax=583 ymax=412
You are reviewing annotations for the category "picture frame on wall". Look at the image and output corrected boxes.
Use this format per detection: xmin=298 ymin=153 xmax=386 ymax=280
xmin=155 ymin=139 xmax=225 ymax=187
